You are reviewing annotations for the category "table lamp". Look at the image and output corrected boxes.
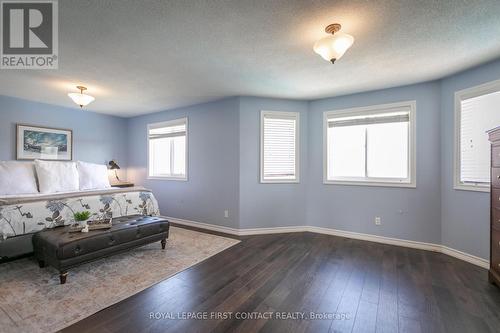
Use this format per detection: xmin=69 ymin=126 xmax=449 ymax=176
xmin=108 ymin=160 xmax=121 ymax=182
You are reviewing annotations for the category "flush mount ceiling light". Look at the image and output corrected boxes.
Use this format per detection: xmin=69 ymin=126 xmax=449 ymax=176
xmin=313 ymin=23 xmax=354 ymax=64
xmin=68 ymin=86 xmax=95 ymax=108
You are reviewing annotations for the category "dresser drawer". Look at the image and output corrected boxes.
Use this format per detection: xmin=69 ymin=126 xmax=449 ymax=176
xmin=494 ymin=208 xmax=500 ymax=231
xmin=492 ymin=230 xmax=500 ymax=274
xmin=492 ymin=168 xmax=500 ymax=188
xmin=493 ymin=188 xmax=500 ymax=209
xmin=493 ymin=145 xmax=500 ymax=167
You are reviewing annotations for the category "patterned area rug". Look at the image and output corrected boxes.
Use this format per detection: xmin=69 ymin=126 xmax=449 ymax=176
xmin=0 ymin=226 xmax=240 ymax=333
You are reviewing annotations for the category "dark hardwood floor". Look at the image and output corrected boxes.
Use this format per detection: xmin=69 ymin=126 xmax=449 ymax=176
xmin=62 ymin=227 xmax=500 ymax=333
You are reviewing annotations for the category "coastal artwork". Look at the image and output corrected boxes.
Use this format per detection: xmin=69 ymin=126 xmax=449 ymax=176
xmin=17 ymin=125 xmax=73 ymax=160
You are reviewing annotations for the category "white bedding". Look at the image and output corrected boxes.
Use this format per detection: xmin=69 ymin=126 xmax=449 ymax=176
xmin=77 ymin=161 xmax=111 ymax=190
xmin=0 ymin=161 xmax=39 ymax=196
xmin=35 ymin=160 xmax=80 ymax=193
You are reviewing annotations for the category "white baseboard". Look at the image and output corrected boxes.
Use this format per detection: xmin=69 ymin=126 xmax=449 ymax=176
xmin=238 ymin=226 xmax=307 ymax=236
xmin=440 ymin=246 xmax=489 ymax=269
xmin=167 ymin=217 xmax=241 ymax=235
xmin=307 ymin=226 xmax=442 ymax=252
xmin=166 ymin=217 xmax=308 ymax=236
xmin=167 ymin=216 xmax=489 ymax=269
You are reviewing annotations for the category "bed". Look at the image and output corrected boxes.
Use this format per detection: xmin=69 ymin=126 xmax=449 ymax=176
xmin=0 ymin=160 xmax=162 ymax=260
xmin=0 ymin=187 xmax=160 ymax=259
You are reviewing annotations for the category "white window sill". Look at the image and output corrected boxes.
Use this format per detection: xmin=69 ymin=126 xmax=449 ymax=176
xmin=148 ymin=176 xmax=188 ymax=181
xmin=260 ymin=179 xmax=300 ymax=184
xmin=453 ymin=184 xmax=490 ymax=193
xmin=324 ymin=179 xmax=416 ymax=188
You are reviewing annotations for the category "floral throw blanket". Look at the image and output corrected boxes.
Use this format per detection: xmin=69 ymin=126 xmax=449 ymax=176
xmin=0 ymin=189 xmax=160 ymax=240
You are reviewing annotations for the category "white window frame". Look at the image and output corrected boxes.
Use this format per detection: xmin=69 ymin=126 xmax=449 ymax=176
xmin=147 ymin=117 xmax=188 ymax=181
xmin=454 ymin=79 xmax=500 ymax=192
xmin=323 ymin=100 xmax=416 ymax=188
xmin=260 ymin=110 xmax=300 ymax=184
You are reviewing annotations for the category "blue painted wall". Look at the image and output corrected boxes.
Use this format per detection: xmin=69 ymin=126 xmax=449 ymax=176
xmin=238 ymin=97 xmax=308 ymax=229
xmin=307 ymin=82 xmax=442 ymax=244
xmin=124 ymin=60 xmax=498 ymax=260
xmin=0 ymin=95 xmax=128 ymax=172
xmin=126 ymin=96 xmax=309 ymax=231
xmin=440 ymin=58 xmax=500 ymax=259
xmin=2 ymin=59 xmax=500 ymax=260
xmin=127 ymin=98 xmax=240 ymax=229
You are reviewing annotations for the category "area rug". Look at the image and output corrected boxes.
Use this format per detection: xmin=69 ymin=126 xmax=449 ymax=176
xmin=0 ymin=226 xmax=240 ymax=333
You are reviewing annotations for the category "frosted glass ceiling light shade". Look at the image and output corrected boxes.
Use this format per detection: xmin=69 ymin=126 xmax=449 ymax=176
xmin=68 ymin=86 xmax=95 ymax=108
xmin=313 ymin=23 xmax=354 ymax=64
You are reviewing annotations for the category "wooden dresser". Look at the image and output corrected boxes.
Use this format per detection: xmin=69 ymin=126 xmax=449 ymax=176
xmin=488 ymin=126 xmax=500 ymax=286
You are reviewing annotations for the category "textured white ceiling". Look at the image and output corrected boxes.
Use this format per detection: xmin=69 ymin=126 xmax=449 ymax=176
xmin=1 ymin=0 xmax=500 ymax=117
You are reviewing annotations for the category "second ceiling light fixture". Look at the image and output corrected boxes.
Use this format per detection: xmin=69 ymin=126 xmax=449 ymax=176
xmin=313 ymin=23 xmax=354 ymax=64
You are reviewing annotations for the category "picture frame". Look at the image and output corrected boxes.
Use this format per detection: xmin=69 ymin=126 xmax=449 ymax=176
xmin=16 ymin=124 xmax=73 ymax=161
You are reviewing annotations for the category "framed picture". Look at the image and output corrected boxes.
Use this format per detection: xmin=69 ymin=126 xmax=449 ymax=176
xmin=16 ymin=124 xmax=73 ymax=161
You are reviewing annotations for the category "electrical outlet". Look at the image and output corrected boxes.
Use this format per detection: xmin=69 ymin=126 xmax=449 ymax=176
xmin=224 ymin=210 xmax=229 ymax=218
xmin=375 ymin=217 xmax=381 ymax=225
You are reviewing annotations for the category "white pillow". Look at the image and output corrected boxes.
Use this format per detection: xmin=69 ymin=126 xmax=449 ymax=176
xmin=34 ymin=160 xmax=79 ymax=194
xmin=0 ymin=161 xmax=39 ymax=195
xmin=77 ymin=161 xmax=111 ymax=190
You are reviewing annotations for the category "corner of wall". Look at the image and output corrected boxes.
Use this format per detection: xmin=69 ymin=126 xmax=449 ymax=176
xmin=438 ymin=78 xmax=446 ymax=250
xmin=235 ymin=96 xmax=242 ymax=230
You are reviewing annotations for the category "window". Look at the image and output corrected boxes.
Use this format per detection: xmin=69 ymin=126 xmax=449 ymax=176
xmin=324 ymin=101 xmax=416 ymax=187
xmin=455 ymin=80 xmax=500 ymax=192
xmin=148 ymin=118 xmax=187 ymax=180
xmin=260 ymin=111 xmax=299 ymax=183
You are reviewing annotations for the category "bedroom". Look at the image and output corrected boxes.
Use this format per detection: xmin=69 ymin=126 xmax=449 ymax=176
xmin=1 ymin=1 xmax=500 ymax=332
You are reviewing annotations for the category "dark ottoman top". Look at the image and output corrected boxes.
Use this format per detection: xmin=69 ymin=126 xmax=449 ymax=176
xmin=33 ymin=215 xmax=169 ymax=260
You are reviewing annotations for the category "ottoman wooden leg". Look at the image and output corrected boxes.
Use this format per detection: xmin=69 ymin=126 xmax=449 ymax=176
xmin=59 ymin=271 xmax=68 ymax=284
xmin=161 ymin=239 xmax=166 ymax=250
xmin=38 ymin=260 xmax=45 ymax=268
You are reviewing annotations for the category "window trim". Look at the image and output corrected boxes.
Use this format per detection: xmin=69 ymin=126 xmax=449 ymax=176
xmin=323 ymin=100 xmax=417 ymax=188
xmin=260 ymin=110 xmax=300 ymax=184
xmin=147 ymin=117 xmax=188 ymax=181
xmin=454 ymin=79 xmax=500 ymax=192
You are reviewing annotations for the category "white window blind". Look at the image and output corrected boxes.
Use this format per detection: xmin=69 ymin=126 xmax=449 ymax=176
xmin=459 ymin=90 xmax=500 ymax=185
xmin=261 ymin=111 xmax=299 ymax=182
xmin=324 ymin=101 xmax=416 ymax=187
xmin=148 ymin=118 xmax=187 ymax=180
